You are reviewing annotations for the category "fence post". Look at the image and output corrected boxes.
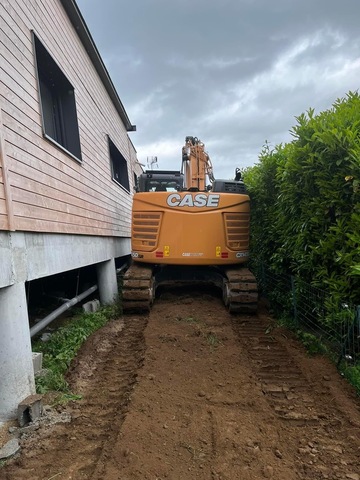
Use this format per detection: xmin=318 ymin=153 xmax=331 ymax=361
xmin=337 ymin=305 xmax=359 ymax=367
xmin=291 ymin=275 xmax=298 ymax=328
xmin=260 ymin=263 xmax=266 ymax=295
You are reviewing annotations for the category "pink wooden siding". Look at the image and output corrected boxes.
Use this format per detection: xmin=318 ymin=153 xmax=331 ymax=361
xmin=0 ymin=0 xmax=140 ymax=237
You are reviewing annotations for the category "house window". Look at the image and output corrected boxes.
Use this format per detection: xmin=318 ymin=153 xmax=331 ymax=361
xmin=109 ymin=138 xmax=130 ymax=191
xmin=33 ymin=33 xmax=82 ymax=161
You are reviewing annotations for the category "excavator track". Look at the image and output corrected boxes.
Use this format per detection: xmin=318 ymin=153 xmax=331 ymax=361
xmin=223 ymin=267 xmax=258 ymax=313
xmin=122 ymin=264 xmax=154 ymax=313
xmin=122 ymin=264 xmax=258 ymax=314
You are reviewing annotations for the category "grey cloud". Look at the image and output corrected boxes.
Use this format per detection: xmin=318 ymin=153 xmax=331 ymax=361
xmin=77 ymin=0 xmax=360 ymax=178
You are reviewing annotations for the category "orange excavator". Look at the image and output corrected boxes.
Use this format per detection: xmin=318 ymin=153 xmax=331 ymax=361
xmin=122 ymin=136 xmax=258 ymax=313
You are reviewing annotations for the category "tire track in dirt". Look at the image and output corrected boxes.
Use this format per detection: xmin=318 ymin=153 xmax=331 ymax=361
xmin=94 ymin=291 xmax=300 ymax=480
xmin=2 ymin=315 xmax=148 ymax=480
xmin=2 ymin=290 xmax=360 ymax=480
xmin=231 ymin=312 xmax=360 ymax=479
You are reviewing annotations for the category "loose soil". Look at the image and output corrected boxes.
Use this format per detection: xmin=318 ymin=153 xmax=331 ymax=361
xmin=2 ymin=287 xmax=360 ymax=480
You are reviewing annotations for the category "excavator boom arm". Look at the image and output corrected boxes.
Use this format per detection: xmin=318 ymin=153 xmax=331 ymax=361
xmin=181 ymin=136 xmax=214 ymax=191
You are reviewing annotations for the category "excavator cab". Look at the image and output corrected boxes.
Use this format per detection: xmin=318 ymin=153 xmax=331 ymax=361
xmin=136 ymin=170 xmax=184 ymax=192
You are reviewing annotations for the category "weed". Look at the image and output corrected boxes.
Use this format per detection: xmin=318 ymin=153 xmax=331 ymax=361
xmin=341 ymin=363 xmax=360 ymax=396
xmin=179 ymin=442 xmax=196 ymax=459
xmin=176 ymin=315 xmax=199 ymax=324
xmin=159 ymin=334 xmax=178 ymax=343
xmin=35 ymin=367 xmax=68 ymax=394
xmin=53 ymin=393 xmax=83 ymax=405
xmin=296 ymin=331 xmax=328 ymax=356
xmin=275 ymin=313 xmax=297 ymax=330
xmin=205 ymin=332 xmax=222 ymax=349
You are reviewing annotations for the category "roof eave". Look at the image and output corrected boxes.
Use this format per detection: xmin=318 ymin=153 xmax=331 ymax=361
xmin=60 ymin=0 xmax=136 ymax=132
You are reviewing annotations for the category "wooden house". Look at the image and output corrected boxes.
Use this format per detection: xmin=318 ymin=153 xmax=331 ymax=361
xmin=0 ymin=0 xmax=141 ymax=421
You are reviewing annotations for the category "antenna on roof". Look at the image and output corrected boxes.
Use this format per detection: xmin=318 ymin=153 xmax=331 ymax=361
xmin=147 ymin=156 xmax=158 ymax=169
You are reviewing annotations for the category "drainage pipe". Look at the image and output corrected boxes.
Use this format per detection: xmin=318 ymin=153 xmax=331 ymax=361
xmin=116 ymin=262 xmax=129 ymax=275
xmin=30 ymin=285 xmax=98 ymax=338
xmin=30 ymin=261 xmax=129 ymax=338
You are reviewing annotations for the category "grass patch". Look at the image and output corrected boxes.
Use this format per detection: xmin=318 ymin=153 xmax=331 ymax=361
xmin=32 ymin=304 xmax=120 ymax=397
xmin=291 ymin=328 xmax=360 ymax=395
xmin=295 ymin=331 xmax=328 ymax=356
xmin=205 ymin=332 xmax=222 ymax=349
xmin=341 ymin=363 xmax=360 ymax=396
xmin=176 ymin=315 xmax=199 ymax=324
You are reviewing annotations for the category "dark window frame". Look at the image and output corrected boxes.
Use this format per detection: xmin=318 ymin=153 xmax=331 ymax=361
xmin=33 ymin=32 xmax=82 ymax=162
xmin=108 ymin=137 xmax=130 ymax=193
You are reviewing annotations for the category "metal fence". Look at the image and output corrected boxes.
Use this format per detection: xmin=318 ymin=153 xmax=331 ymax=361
xmin=257 ymin=266 xmax=360 ymax=366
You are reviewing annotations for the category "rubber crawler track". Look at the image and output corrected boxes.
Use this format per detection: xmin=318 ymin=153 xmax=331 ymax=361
xmin=223 ymin=267 xmax=258 ymax=313
xmin=122 ymin=264 xmax=154 ymax=313
xmin=123 ymin=264 xmax=258 ymax=314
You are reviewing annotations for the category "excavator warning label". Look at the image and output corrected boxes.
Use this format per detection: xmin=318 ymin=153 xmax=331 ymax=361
xmin=166 ymin=193 xmax=220 ymax=208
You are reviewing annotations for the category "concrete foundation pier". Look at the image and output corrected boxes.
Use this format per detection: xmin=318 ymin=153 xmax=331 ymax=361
xmin=96 ymin=259 xmax=118 ymax=305
xmin=0 ymin=282 xmax=35 ymax=421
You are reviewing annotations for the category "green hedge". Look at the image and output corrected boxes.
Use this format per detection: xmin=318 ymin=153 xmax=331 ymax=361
xmin=243 ymin=91 xmax=360 ymax=309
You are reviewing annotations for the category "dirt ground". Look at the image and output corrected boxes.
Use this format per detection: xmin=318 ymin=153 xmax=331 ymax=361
xmin=2 ymin=287 xmax=360 ymax=480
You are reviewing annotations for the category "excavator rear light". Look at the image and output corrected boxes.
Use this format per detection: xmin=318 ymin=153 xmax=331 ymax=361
xmin=155 ymin=251 xmax=164 ymax=258
xmin=221 ymin=252 xmax=229 ymax=258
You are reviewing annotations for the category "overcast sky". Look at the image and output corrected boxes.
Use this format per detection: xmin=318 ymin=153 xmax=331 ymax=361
xmin=76 ymin=0 xmax=360 ymax=179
